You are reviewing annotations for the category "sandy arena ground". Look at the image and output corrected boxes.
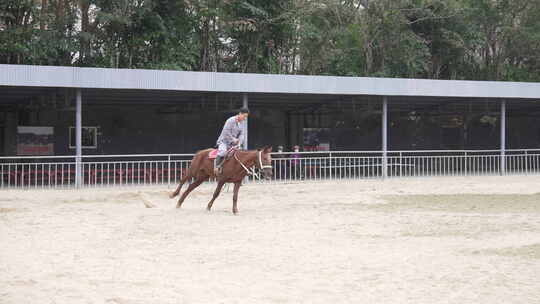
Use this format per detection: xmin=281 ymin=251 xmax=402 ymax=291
xmin=1 ymin=176 xmax=540 ymax=304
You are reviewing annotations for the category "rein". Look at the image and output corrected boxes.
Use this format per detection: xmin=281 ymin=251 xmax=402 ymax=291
xmin=234 ymin=150 xmax=272 ymax=179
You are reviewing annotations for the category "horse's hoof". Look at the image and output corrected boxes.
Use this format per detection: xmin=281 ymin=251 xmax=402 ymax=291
xmin=176 ymin=204 xmax=182 ymax=209
xmin=206 ymin=207 xmax=211 ymax=212
xmin=233 ymin=210 xmax=239 ymax=215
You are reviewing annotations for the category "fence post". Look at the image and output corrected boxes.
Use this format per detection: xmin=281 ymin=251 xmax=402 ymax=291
xmin=168 ymin=155 xmax=171 ymax=187
xmin=464 ymin=151 xmax=468 ymax=176
xmin=525 ymin=150 xmax=528 ymax=174
xmin=329 ymin=152 xmax=333 ymax=179
xmin=399 ymin=152 xmax=402 ymax=177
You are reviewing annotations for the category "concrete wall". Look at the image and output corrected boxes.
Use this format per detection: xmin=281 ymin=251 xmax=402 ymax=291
xmin=1 ymin=102 xmax=539 ymax=156
xmin=1 ymin=110 xmax=17 ymax=156
xmin=5 ymin=104 xmax=290 ymax=155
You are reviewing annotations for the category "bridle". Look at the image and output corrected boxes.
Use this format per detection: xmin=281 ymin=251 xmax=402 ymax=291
xmin=234 ymin=150 xmax=273 ymax=179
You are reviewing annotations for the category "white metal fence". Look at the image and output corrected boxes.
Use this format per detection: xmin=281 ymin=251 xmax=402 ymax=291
xmin=1 ymin=149 xmax=540 ymax=189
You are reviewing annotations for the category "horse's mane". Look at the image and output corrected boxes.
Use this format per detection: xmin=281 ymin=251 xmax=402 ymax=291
xmin=197 ymin=148 xmax=214 ymax=154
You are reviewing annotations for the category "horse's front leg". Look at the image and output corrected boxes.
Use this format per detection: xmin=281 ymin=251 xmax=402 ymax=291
xmin=232 ymin=182 xmax=242 ymax=215
xmin=207 ymin=181 xmax=225 ymax=211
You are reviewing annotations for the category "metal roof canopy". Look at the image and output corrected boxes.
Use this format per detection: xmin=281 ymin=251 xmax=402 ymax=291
xmin=2 ymin=64 xmax=540 ymax=99
xmin=2 ymin=87 xmax=540 ymax=114
xmin=1 ymin=64 xmax=538 ymax=181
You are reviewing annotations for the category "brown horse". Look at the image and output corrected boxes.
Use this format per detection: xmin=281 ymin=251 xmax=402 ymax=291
xmin=169 ymin=146 xmax=273 ymax=214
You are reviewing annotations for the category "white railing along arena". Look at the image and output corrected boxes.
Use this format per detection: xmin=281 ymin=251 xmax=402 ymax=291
xmin=1 ymin=149 xmax=540 ymax=189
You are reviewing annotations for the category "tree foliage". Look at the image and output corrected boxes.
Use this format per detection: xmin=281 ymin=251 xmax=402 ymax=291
xmin=1 ymin=0 xmax=539 ymax=81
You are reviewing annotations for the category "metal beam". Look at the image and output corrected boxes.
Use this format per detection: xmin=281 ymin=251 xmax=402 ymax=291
xmin=500 ymin=100 xmax=506 ymax=175
xmin=75 ymin=89 xmax=82 ymax=188
xmin=382 ymin=96 xmax=388 ymax=178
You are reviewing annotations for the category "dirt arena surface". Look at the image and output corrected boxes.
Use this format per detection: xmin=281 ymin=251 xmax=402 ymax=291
xmin=1 ymin=176 xmax=540 ymax=303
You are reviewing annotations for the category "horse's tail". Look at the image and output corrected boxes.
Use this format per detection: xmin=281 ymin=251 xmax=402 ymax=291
xmin=169 ymin=151 xmax=207 ymax=199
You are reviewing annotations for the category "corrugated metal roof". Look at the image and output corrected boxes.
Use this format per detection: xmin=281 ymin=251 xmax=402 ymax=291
xmin=1 ymin=64 xmax=540 ymax=99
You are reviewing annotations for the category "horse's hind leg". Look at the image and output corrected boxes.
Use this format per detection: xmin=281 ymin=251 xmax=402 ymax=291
xmin=207 ymin=181 xmax=226 ymax=211
xmin=176 ymin=177 xmax=205 ymax=208
xmin=170 ymin=174 xmax=190 ymax=199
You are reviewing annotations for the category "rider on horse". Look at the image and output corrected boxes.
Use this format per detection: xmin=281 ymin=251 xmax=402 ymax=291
xmin=214 ymin=107 xmax=249 ymax=175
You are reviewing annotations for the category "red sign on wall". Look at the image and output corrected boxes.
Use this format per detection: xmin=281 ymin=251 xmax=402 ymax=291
xmin=17 ymin=126 xmax=54 ymax=156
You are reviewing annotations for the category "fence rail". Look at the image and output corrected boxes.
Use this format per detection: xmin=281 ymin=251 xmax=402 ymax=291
xmin=1 ymin=149 xmax=540 ymax=189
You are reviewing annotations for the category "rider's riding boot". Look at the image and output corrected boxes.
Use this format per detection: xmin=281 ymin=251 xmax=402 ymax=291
xmin=214 ymin=156 xmax=225 ymax=175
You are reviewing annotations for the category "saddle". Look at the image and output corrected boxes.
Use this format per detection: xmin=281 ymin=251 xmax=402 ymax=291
xmin=208 ymin=147 xmax=237 ymax=160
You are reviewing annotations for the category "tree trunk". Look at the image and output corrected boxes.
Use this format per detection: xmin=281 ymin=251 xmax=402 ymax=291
xmin=199 ymin=18 xmax=210 ymax=71
xmin=79 ymin=0 xmax=91 ymax=64
xmin=40 ymin=0 xmax=48 ymax=30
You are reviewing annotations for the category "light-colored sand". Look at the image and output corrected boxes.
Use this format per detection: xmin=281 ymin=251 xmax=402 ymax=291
xmin=1 ymin=176 xmax=540 ymax=304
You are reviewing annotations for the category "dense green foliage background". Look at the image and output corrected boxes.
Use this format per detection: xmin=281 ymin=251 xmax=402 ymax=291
xmin=2 ymin=0 xmax=540 ymax=81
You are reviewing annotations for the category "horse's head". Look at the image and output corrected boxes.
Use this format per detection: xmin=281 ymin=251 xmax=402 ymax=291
xmin=257 ymin=146 xmax=273 ymax=180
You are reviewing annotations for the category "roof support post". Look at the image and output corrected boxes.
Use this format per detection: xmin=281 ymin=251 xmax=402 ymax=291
xmin=382 ymin=96 xmax=388 ymax=179
xmin=243 ymin=93 xmax=248 ymax=150
xmin=75 ymin=89 xmax=83 ymax=188
xmin=500 ymin=99 xmax=506 ymax=175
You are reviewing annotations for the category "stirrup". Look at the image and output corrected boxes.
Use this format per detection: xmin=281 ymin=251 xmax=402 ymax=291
xmin=214 ymin=156 xmax=224 ymax=175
